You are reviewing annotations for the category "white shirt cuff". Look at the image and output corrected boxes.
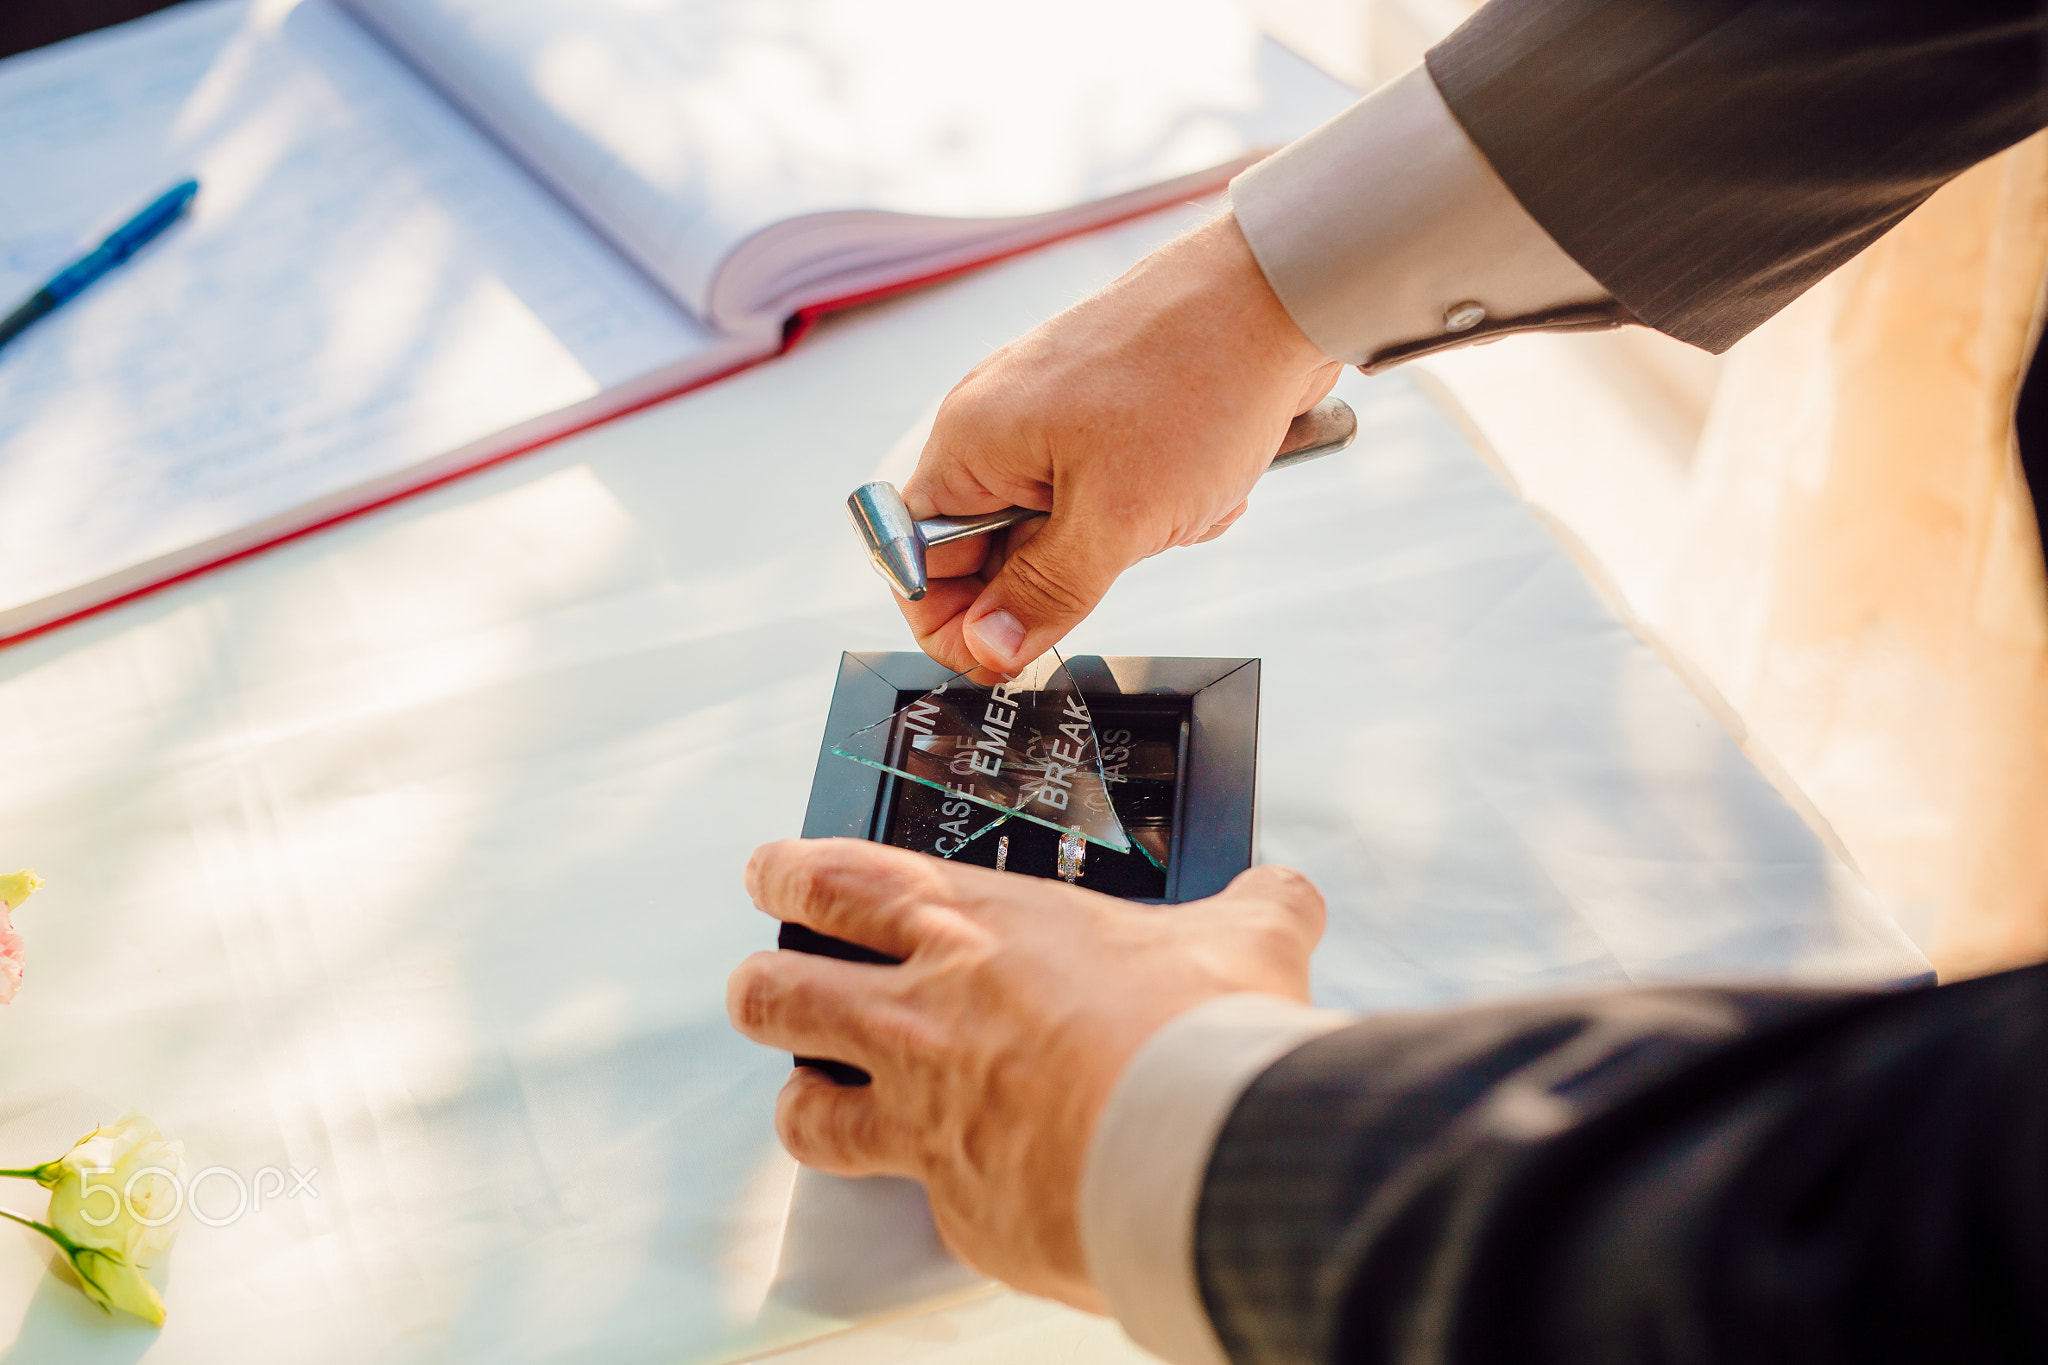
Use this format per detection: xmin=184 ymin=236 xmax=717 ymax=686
xmin=1229 ymin=63 xmax=1610 ymax=367
xmin=1078 ymin=993 xmax=1351 ymax=1365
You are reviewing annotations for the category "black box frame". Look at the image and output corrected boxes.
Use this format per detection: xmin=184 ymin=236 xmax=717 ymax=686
xmin=785 ymin=652 xmax=1259 ymax=1083
xmin=798 ymin=651 xmax=1260 ymax=901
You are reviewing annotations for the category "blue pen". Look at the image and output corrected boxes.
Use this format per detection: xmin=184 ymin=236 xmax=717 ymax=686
xmin=0 ymin=178 xmax=200 ymax=354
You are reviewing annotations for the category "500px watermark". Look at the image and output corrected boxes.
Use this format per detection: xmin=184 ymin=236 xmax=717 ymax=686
xmin=69 ymin=1164 xmax=319 ymax=1229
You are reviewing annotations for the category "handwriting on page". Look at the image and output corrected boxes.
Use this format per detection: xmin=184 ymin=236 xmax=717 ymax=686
xmin=0 ymin=0 xmax=712 ymax=615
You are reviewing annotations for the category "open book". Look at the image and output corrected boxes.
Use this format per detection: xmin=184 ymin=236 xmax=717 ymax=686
xmin=0 ymin=0 xmax=1354 ymax=644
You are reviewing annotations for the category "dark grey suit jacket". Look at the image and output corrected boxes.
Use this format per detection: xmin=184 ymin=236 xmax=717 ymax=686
xmin=1196 ymin=6 xmax=2048 ymax=1360
xmin=1429 ymin=1 xmax=2048 ymax=355
xmin=1197 ymin=966 xmax=2048 ymax=1364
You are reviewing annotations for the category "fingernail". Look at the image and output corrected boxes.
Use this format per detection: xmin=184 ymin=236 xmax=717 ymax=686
xmin=968 ymin=609 xmax=1025 ymax=661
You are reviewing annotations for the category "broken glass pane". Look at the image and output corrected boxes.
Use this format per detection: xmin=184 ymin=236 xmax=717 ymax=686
xmin=834 ymin=651 xmax=1142 ymax=860
xmin=875 ymin=774 xmax=1011 ymax=859
xmin=1092 ymin=710 xmax=1182 ymax=871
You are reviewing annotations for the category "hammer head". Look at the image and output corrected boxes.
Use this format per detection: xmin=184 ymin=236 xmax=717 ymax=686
xmin=848 ymin=481 xmax=927 ymax=601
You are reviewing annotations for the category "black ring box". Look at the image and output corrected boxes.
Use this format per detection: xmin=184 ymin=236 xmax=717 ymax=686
xmin=785 ymin=652 xmax=1260 ymax=1082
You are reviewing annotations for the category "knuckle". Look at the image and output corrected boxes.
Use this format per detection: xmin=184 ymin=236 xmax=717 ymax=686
xmin=776 ymin=1087 xmax=830 ymax=1163
xmin=903 ymin=859 xmax=960 ymax=907
xmin=1248 ymin=911 xmax=1311 ymax=960
xmin=1001 ymin=547 xmax=1094 ymax=621
xmin=1281 ymin=867 xmax=1324 ymax=906
xmin=830 ymin=841 xmax=949 ymax=913
xmin=727 ymin=958 xmax=779 ymax=1030
xmin=746 ymin=840 xmax=800 ymax=902
xmin=779 ymin=861 xmax=824 ymax=916
xmin=785 ymin=839 xmax=874 ymax=908
xmin=777 ymin=1081 xmax=873 ymax=1174
xmin=1225 ymin=866 xmax=1326 ymax=936
xmin=865 ymin=1003 xmax=946 ymax=1068
xmin=1248 ymin=863 xmax=1321 ymax=905
xmin=733 ymin=965 xmax=770 ymax=1031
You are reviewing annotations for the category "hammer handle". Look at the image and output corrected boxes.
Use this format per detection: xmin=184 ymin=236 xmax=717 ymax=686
xmin=915 ymin=395 xmax=1359 ymax=547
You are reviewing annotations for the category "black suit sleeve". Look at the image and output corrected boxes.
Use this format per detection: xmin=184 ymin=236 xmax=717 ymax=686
xmin=1426 ymin=1 xmax=2048 ymax=353
xmin=1193 ymin=964 xmax=2048 ymax=1364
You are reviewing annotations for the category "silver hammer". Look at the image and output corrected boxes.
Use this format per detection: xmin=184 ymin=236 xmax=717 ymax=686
xmin=848 ymin=396 xmax=1359 ymax=601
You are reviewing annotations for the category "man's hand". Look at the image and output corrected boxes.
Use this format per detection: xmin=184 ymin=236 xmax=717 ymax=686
xmin=726 ymin=839 xmax=1326 ymax=1310
xmin=901 ymin=213 xmax=1341 ymax=677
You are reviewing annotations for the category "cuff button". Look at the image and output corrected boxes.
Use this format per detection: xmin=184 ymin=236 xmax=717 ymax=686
xmin=1443 ymin=301 xmax=1487 ymax=333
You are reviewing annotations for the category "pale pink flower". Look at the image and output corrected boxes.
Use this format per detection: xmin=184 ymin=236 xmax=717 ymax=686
xmin=0 ymin=910 xmax=21 ymax=1005
xmin=0 ymin=871 xmax=44 ymax=1006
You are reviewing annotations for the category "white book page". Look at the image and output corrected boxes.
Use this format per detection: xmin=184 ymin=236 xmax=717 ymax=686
xmin=0 ymin=0 xmax=721 ymax=622
xmin=337 ymin=0 xmax=1358 ymax=328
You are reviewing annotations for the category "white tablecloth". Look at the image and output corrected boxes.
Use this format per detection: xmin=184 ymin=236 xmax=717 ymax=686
xmin=0 ymin=204 xmax=1924 ymax=1364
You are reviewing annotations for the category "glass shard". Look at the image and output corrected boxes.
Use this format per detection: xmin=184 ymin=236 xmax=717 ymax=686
xmin=834 ymin=651 xmax=1139 ymax=859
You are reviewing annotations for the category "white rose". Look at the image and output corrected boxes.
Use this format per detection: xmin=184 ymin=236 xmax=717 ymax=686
xmin=41 ymin=1114 xmax=186 ymax=1266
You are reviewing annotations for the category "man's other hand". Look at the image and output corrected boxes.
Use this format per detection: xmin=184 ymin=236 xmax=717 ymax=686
xmin=726 ymin=838 xmax=1326 ymax=1310
xmin=899 ymin=213 xmax=1341 ymax=678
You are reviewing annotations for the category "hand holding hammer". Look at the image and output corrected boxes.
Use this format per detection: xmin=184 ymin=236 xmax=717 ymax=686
xmin=850 ymin=396 xmax=1356 ymax=602
xmin=846 ymin=216 xmax=1351 ymax=679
